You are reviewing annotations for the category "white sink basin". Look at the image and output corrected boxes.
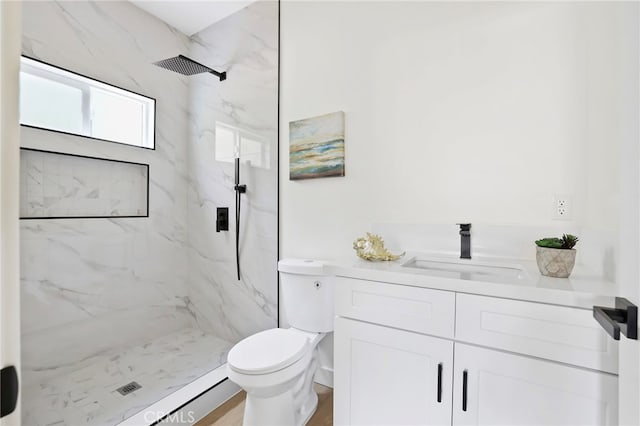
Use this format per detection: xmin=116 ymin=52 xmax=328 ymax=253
xmin=401 ymin=256 xmax=530 ymax=283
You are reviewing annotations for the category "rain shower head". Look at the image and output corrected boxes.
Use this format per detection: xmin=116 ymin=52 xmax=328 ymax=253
xmin=153 ymin=54 xmax=226 ymax=81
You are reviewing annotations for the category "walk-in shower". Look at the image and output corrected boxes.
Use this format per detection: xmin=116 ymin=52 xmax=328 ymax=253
xmin=19 ymin=1 xmax=278 ymax=424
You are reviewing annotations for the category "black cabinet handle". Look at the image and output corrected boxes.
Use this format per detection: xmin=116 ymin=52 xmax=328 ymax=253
xmin=437 ymin=363 xmax=443 ymax=403
xmin=593 ymin=297 xmax=638 ymax=340
xmin=462 ymin=369 xmax=468 ymax=412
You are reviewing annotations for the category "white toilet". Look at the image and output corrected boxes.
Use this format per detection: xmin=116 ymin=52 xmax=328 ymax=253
xmin=226 ymin=259 xmax=334 ymax=426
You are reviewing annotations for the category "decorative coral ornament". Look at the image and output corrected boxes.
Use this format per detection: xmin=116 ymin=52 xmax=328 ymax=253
xmin=353 ymin=233 xmax=405 ymax=261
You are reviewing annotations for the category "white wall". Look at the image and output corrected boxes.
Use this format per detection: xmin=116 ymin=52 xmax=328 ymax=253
xmin=0 ymin=1 xmax=22 ymax=424
xmin=280 ymin=1 xmax=625 ymax=260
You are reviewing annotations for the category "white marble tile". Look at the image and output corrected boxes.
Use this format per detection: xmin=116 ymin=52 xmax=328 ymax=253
xmin=20 ymin=0 xmax=193 ymax=416
xmin=186 ymin=0 xmax=279 ymax=344
xmin=22 ymin=327 xmax=232 ymax=426
xmin=20 ymin=150 xmax=148 ymax=218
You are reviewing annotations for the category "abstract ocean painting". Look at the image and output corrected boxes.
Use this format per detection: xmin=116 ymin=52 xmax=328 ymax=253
xmin=289 ymin=111 xmax=345 ymax=180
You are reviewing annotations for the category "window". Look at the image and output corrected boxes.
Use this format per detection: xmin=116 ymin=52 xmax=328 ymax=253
xmin=215 ymin=122 xmax=270 ymax=169
xmin=20 ymin=56 xmax=155 ymax=149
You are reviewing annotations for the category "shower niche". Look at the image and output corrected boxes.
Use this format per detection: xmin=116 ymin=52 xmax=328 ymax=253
xmin=20 ymin=148 xmax=149 ymax=219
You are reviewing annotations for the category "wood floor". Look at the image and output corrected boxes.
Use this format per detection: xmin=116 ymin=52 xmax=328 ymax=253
xmin=195 ymin=384 xmax=333 ymax=426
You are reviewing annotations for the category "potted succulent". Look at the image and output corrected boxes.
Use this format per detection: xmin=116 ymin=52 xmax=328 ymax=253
xmin=535 ymin=234 xmax=579 ymax=278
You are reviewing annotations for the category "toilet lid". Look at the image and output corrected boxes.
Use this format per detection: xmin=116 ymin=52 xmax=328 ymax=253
xmin=227 ymin=328 xmax=309 ymax=375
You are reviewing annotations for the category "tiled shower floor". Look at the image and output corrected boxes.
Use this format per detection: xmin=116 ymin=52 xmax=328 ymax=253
xmin=22 ymin=328 xmax=233 ymax=426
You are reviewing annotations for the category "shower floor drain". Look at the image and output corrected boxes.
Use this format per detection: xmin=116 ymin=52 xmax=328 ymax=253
xmin=115 ymin=381 xmax=142 ymax=396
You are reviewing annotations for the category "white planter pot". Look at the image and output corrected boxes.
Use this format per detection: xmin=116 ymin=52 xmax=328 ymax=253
xmin=535 ymin=246 xmax=576 ymax=278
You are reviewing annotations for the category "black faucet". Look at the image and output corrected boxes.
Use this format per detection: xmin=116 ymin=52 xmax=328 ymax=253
xmin=458 ymin=223 xmax=471 ymax=259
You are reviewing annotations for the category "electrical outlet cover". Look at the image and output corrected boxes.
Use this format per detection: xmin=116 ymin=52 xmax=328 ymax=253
xmin=553 ymin=195 xmax=571 ymax=220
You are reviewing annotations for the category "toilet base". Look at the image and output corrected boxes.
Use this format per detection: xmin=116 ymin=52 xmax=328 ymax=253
xmin=299 ymin=389 xmax=318 ymax=425
xmin=244 ymin=389 xmax=295 ymax=426
xmin=243 ymin=384 xmax=319 ymax=426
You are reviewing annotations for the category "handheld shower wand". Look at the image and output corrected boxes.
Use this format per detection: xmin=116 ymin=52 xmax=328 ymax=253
xmin=234 ymin=158 xmax=246 ymax=280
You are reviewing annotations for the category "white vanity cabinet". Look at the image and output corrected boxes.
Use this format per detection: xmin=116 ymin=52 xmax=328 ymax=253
xmin=452 ymin=343 xmax=618 ymax=426
xmin=334 ymin=317 xmax=453 ymax=426
xmin=334 ymin=276 xmax=618 ymax=426
xmin=334 ymin=277 xmax=456 ymax=425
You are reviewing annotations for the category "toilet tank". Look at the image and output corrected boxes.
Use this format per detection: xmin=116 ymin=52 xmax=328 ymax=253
xmin=278 ymin=259 xmax=334 ymax=333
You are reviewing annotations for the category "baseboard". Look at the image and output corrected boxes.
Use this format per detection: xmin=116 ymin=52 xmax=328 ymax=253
xmin=314 ymin=366 xmax=334 ymax=388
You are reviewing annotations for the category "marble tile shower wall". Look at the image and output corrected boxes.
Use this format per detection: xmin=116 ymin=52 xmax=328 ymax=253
xmin=21 ymin=0 xmax=280 ymax=392
xmin=20 ymin=1 xmax=194 ymax=387
xmin=187 ymin=1 xmax=279 ymax=343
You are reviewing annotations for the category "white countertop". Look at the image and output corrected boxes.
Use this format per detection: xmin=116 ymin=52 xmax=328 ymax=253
xmin=326 ymin=252 xmax=617 ymax=310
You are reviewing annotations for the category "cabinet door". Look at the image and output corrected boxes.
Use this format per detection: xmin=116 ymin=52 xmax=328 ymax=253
xmin=334 ymin=317 xmax=453 ymax=426
xmin=452 ymin=343 xmax=618 ymax=426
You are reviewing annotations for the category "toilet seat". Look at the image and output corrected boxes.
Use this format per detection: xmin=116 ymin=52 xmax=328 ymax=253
xmin=228 ymin=328 xmax=310 ymax=375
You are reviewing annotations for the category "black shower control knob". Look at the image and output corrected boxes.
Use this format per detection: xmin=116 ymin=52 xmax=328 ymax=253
xmin=315 ymin=281 xmax=321 ymax=289
xmin=216 ymin=207 xmax=229 ymax=232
